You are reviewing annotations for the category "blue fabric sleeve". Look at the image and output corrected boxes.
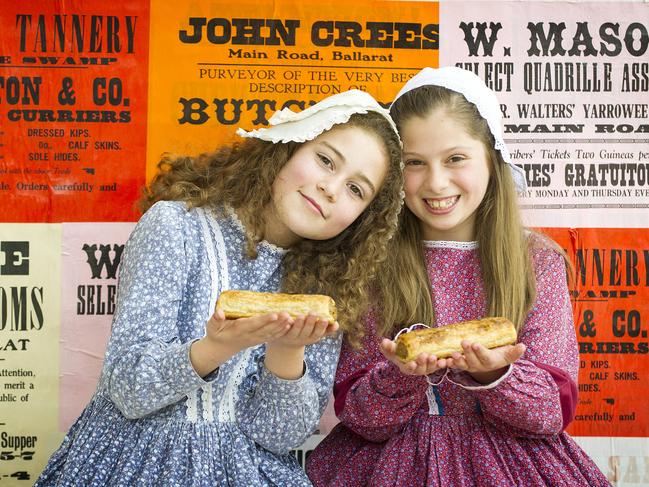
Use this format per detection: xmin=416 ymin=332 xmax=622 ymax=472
xmin=236 ymin=333 xmax=342 ymax=454
xmin=103 ymin=201 xmax=216 ymax=419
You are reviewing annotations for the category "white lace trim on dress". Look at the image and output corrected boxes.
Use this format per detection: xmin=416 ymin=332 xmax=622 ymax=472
xmin=204 ymin=207 xmax=231 ymax=294
xmin=185 ymin=389 xmax=198 ymax=423
xmin=191 ymin=207 xmax=232 ymax=422
xmin=201 ymin=207 xmax=260 ymax=424
xmin=224 ymin=205 xmax=288 ymax=255
xmin=422 ymin=240 xmax=478 ymax=250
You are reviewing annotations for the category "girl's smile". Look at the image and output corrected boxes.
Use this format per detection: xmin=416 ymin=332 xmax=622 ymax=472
xmin=299 ymin=191 xmax=325 ymax=218
xmin=402 ymin=109 xmax=491 ymax=242
xmin=423 ymin=195 xmax=460 ymax=213
xmin=265 ymin=126 xmax=387 ymax=247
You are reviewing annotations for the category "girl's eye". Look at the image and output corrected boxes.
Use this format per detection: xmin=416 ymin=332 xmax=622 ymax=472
xmin=448 ymin=155 xmax=465 ymax=164
xmin=348 ymin=183 xmax=364 ymax=198
xmin=405 ymin=159 xmax=424 ymax=166
xmin=318 ymin=153 xmax=334 ymax=167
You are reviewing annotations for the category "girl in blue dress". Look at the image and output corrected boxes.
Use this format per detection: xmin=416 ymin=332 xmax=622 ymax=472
xmin=35 ymin=90 xmax=404 ymax=486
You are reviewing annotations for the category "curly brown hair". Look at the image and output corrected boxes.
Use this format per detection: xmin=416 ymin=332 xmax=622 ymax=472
xmin=139 ymin=111 xmax=403 ymax=343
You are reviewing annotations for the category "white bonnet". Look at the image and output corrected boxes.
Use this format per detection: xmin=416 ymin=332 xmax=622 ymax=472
xmin=393 ymin=67 xmax=527 ymax=192
xmin=237 ymin=89 xmax=400 ymax=145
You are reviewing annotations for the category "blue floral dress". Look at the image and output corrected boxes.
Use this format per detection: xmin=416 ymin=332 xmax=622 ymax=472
xmin=36 ymin=201 xmax=342 ymax=486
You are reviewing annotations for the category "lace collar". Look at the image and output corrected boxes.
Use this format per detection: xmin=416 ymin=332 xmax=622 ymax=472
xmin=422 ymin=240 xmax=478 ymax=250
xmin=223 ymin=205 xmax=288 ymax=255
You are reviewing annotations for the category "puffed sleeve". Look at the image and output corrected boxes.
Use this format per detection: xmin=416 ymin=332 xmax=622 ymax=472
xmin=235 ymin=333 xmax=343 ymax=454
xmin=103 ymin=201 xmax=216 ymax=419
xmin=447 ymin=245 xmax=578 ymax=437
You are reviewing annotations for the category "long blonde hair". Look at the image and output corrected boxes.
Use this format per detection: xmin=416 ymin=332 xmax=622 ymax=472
xmin=140 ymin=112 xmax=403 ymax=338
xmin=372 ymin=85 xmax=536 ymax=340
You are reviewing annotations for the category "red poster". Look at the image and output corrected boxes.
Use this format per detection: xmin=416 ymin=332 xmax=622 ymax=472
xmin=0 ymin=0 xmax=149 ymax=222
xmin=541 ymin=228 xmax=649 ymax=437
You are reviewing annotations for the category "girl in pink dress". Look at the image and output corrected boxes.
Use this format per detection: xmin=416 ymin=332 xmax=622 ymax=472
xmin=306 ymin=67 xmax=610 ymax=486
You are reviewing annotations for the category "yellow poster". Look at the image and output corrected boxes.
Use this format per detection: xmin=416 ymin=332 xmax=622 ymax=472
xmin=0 ymin=224 xmax=61 ymax=484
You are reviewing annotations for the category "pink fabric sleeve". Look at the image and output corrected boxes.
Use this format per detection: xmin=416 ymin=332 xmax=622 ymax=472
xmin=532 ymin=360 xmax=578 ymax=430
xmin=333 ymin=311 xmax=429 ymax=442
xmin=454 ymin=246 xmax=579 ymax=437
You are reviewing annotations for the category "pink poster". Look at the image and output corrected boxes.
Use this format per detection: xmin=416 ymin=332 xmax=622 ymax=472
xmin=440 ymin=1 xmax=649 ymax=228
xmin=59 ymin=222 xmax=134 ymax=429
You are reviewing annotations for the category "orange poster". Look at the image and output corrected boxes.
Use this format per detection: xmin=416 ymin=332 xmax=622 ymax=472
xmin=542 ymin=228 xmax=649 ymax=437
xmin=146 ymin=0 xmax=439 ymax=178
xmin=0 ymin=0 xmax=149 ymax=222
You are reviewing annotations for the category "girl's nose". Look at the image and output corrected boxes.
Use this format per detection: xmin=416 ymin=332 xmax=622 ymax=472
xmin=317 ymin=181 xmax=337 ymax=202
xmin=425 ymin=167 xmax=450 ymax=194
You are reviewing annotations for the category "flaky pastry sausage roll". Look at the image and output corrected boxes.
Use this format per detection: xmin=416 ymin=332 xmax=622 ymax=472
xmin=216 ymin=290 xmax=337 ymax=323
xmin=395 ymin=317 xmax=517 ymax=362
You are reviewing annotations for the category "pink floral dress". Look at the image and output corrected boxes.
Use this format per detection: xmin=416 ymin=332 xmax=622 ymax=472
xmin=307 ymin=239 xmax=610 ymax=486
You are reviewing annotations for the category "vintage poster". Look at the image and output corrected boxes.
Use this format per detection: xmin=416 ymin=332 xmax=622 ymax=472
xmin=0 ymin=1 xmax=648 ymax=486
xmin=146 ymin=0 xmax=438 ymax=178
xmin=0 ymin=224 xmax=62 ymax=484
xmin=556 ymin=228 xmax=649 ymax=438
xmin=575 ymin=435 xmax=649 ymax=485
xmin=0 ymin=0 xmax=150 ymax=222
xmin=439 ymin=1 xmax=649 ymax=228
xmin=58 ymin=222 xmax=134 ymax=430
xmin=543 ymin=227 xmax=649 ymax=483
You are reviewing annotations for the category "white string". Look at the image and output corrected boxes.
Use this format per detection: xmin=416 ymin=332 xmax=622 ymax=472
xmin=393 ymin=322 xmax=430 ymax=341
xmin=393 ymin=323 xmax=447 ymax=387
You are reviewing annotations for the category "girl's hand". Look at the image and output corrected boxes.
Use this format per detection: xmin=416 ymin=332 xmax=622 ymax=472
xmin=206 ymin=309 xmax=292 ymax=353
xmin=380 ymin=338 xmax=448 ymax=376
xmin=446 ymin=341 xmax=526 ymax=384
xmin=265 ymin=313 xmax=338 ymax=380
xmin=268 ymin=313 xmax=339 ymax=350
xmin=190 ymin=310 xmax=291 ymax=377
